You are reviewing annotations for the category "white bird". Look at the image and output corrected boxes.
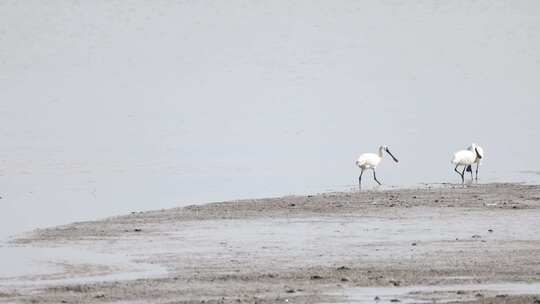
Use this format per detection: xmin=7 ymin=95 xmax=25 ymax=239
xmin=466 ymin=143 xmax=484 ymax=180
xmin=356 ymin=145 xmax=399 ymax=190
xmin=451 ymin=143 xmax=483 ymax=183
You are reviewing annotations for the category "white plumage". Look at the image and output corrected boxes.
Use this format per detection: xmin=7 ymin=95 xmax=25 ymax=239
xmin=467 ymin=143 xmax=484 ymax=180
xmin=451 ymin=143 xmax=484 ymax=183
xmin=468 ymin=143 xmax=484 ymax=164
xmin=356 ymin=153 xmax=382 ymax=169
xmin=451 ymin=150 xmax=477 ymax=166
xmin=356 ymin=145 xmax=398 ymax=190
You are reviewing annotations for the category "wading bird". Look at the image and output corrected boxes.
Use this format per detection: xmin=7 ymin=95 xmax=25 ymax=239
xmin=466 ymin=143 xmax=484 ymax=180
xmin=356 ymin=146 xmax=399 ymax=190
xmin=451 ymin=144 xmax=483 ymax=183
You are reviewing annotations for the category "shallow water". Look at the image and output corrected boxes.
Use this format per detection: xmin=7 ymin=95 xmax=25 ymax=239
xmin=1 ymin=1 xmax=540 ymax=249
xmin=3 ymin=207 xmax=539 ymax=291
xmin=339 ymin=282 xmax=540 ymax=303
xmin=165 ymin=209 xmax=540 ymax=266
xmin=0 ymin=246 xmax=167 ymax=288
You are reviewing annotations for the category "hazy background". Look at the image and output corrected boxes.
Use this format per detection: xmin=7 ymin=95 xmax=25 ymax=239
xmin=1 ymin=0 xmax=539 ymax=240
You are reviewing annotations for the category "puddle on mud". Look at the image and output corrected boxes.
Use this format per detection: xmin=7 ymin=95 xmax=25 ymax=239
xmin=337 ymin=282 xmax=540 ymax=303
xmin=169 ymin=208 xmax=540 ymax=263
xmin=0 ymin=246 xmax=167 ymax=288
xmin=2 ymin=209 xmax=539 ymax=293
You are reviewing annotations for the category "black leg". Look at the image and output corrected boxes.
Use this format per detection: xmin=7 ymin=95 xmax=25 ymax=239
xmin=468 ymin=165 xmax=474 ymax=180
xmin=475 ymin=163 xmax=479 ymax=180
xmin=359 ymin=169 xmax=364 ymax=190
xmin=461 ymin=165 xmax=467 ymax=184
xmin=373 ymin=169 xmax=382 ymax=185
xmin=454 ymin=165 xmax=463 ymax=182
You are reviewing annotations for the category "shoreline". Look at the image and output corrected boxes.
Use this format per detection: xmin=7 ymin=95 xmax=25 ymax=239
xmin=2 ymin=183 xmax=540 ymax=303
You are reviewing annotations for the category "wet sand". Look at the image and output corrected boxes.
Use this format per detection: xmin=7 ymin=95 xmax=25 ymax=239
xmin=2 ymin=183 xmax=540 ymax=303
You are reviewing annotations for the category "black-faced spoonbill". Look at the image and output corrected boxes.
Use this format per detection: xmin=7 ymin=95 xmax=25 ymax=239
xmin=466 ymin=143 xmax=484 ymax=180
xmin=451 ymin=145 xmax=483 ymax=183
xmin=356 ymin=146 xmax=399 ymax=190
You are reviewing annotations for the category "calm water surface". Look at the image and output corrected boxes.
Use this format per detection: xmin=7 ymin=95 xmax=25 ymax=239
xmin=1 ymin=1 xmax=540 ymax=244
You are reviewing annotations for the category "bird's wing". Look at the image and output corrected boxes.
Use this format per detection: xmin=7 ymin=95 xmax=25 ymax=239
xmin=357 ymin=153 xmax=379 ymax=167
xmin=452 ymin=150 xmax=476 ymax=164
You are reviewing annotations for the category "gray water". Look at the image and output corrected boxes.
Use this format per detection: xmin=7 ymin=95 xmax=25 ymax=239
xmin=0 ymin=246 xmax=167 ymax=287
xmin=339 ymin=282 xmax=540 ymax=303
xmin=1 ymin=1 xmax=540 ymax=243
xmin=5 ymin=208 xmax=539 ymax=288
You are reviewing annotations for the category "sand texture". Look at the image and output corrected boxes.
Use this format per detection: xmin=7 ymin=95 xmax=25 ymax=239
xmin=2 ymin=183 xmax=540 ymax=303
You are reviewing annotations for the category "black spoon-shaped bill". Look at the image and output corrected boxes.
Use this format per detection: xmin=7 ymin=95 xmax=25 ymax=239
xmin=475 ymin=147 xmax=482 ymax=159
xmin=385 ymin=148 xmax=399 ymax=163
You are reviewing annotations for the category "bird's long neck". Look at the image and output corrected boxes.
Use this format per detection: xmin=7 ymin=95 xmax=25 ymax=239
xmin=378 ymin=146 xmax=384 ymax=158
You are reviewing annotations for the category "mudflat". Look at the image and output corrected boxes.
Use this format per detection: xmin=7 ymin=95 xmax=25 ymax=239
xmin=2 ymin=183 xmax=540 ymax=303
